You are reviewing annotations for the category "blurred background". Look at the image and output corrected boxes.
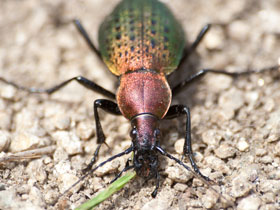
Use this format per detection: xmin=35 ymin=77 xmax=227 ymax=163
xmin=0 ymin=0 xmax=279 ymax=209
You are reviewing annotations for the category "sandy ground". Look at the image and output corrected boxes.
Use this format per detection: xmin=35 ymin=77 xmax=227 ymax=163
xmin=0 ymin=0 xmax=280 ymax=209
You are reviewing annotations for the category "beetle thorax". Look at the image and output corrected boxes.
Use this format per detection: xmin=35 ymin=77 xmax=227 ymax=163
xmin=116 ymin=70 xmax=172 ymax=120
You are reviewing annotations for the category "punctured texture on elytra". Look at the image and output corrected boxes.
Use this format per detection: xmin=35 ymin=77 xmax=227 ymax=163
xmin=98 ymin=0 xmax=185 ymax=76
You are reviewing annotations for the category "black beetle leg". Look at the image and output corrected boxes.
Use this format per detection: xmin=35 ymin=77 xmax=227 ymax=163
xmin=178 ymin=24 xmax=211 ymax=69
xmin=0 ymin=76 xmax=116 ymax=99
xmin=83 ymin=99 xmax=122 ymax=172
xmin=172 ymin=66 xmax=280 ymax=96
xmin=164 ymin=105 xmax=211 ymax=182
xmin=73 ymin=19 xmax=103 ymax=61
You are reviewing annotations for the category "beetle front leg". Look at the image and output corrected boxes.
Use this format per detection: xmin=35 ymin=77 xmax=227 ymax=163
xmin=164 ymin=105 xmax=211 ymax=182
xmin=83 ymin=99 xmax=122 ymax=172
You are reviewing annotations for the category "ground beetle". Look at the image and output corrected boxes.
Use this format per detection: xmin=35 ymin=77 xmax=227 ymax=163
xmin=1 ymin=0 xmax=279 ymax=201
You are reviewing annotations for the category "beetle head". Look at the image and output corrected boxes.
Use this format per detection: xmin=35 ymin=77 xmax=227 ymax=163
xmin=130 ymin=114 xmax=161 ymax=178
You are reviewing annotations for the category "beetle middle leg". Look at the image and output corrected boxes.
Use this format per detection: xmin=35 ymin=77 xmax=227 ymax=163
xmin=73 ymin=19 xmax=103 ymax=61
xmin=164 ymin=105 xmax=211 ymax=182
xmin=0 ymin=76 xmax=115 ymax=99
xmin=172 ymin=66 xmax=280 ymax=96
xmin=178 ymin=24 xmax=211 ymax=69
xmin=83 ymin=99 xmax=122 ymax=172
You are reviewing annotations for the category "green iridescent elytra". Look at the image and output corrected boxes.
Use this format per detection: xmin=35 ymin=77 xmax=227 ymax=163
xmin=98 ymin=0 xmax=185 ymax=76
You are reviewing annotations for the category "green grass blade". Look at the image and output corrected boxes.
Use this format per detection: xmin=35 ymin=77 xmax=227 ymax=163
xmin=75 ymin=171 xmax=136 ymax=210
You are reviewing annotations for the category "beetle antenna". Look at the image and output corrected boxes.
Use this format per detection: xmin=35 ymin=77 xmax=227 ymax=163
xmin=155 ymin=146 xmax=236 ymax=208
xmin=52 ymin=146 xmax=133 ymax=206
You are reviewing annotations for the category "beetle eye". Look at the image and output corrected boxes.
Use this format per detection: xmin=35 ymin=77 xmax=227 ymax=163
xmin=130 ymin=128 xmax=137 ymax=139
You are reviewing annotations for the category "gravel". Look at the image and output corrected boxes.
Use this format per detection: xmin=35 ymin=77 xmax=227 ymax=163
xmin=0 ymin=0 xmax=280 ymax=209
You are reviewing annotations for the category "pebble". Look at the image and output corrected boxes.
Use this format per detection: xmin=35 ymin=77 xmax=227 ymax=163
xmin=237 ymin=195 xmax=261 ymax=210
xmin=204 ymin=156 xmax=230 ymax=174
xmin=202 ymin=129 xmax=222 ymax=146
xmin=165 ymin=165 xmax=193 ymax=183
xmin=141 ymin=198 xmax=169 ymax=210
xmin=255 ymin=148 xmax=267 ymax=157
xmin=52 ymin=114 xmax=71 ymax=130
xmin=75 ymin=120 xmax=94 ymax=140
xmin=236 ymin=138 xmax=249 ymax=151
xmin=174 ymin=138 xmax=184 ymax=155
xmin=218 ymin=88 xmax=245 ymax=111
xmin=214 ymin=143 xmax=236 ymax=159
xmin=52 ymin=131 xmax=83 ymax=155
xmin=231 ymin=172 xmax=253 ymax=197
xmin=0 ymin=85 xmax=16 ymax=99
xmin=204 ymin=27 xmax=225 ymax=50
xmin=26 ymin=159 xmax=47 ymax=184
xmin=0 ymin=130 xmax=10 ymax=152
xmin=95 ymin=159 xmax=120 ymax=176
xmin=201 ymin=189 xmax=218 ymax=209
xmin=173 ymin=183 xmax=187 ymax=192
xmin=10 ymin=132 xmax=41 ymax=152
xmin=260 ymin=155 xmax=273 ymax=164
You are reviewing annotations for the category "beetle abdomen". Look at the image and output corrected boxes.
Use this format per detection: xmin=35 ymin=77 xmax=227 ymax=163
xmin=98 ymin=0 xmax=185 ymax=76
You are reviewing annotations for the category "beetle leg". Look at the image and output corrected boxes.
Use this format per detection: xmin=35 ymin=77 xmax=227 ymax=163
xmin=151 ymin=171 xmax=160 ymax=198
xmin=164 ymin=105 xmax=211 ymax=182
xmin=172 ymin=66 xmax=280 ymax=96
xmin=110 ymin=159 xmax=133 ymax=184
xmin=178 ymin=24 xmax=211 ymax=69
xmin=73 ymin=19 xmax=103 ymax=61
xmin=83 ymin=99 xmax=122 ymax=172
xmin=0 ymin=76 xmax=116 ymax=99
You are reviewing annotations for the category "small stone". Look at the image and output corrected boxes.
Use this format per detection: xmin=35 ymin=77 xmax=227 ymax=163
xmin=173 ymin=183 xmax=187 ymax=192
xmin=236 ymin=138 xmax=249 ymax=151
xmin=260 ymin=155 xmax=273 ymax=164
xmin=174 ymin=138 xmax=184 ymax=155
xmin=0 ymin=130 xmax=10 ymax=152
xmin=10 ymin=132 xmax=41 ymax=152
xmin=204 ymin=27 xmax=225 ymax=50
xmin=0 ymin=85 xmax=16 ymax=99
xmin=204 ymin=156 xmax=230 ymax=174
xmin=231 ymin=173 xmax=252 ymax=197
xmin=202 ymin=130 xmax=221 ymax=146
xmin=255 ymin=148 xmax=267 ymax=157
xmin=201 ymin=189 xmax=219 ymax=209
xmin=54 ymin=160 xmax=80 ymax=193
xmin=141 ymin=198 xmax=169 ymax=210
xmin=244 ymin=91 xmax=259 ymax=105
xmin=95 ymin=159 xmax=120 ymax=176
xmin=237 ymin=195 xmax=261 ymax=210
xmin=165 ymin=165 xmax=193 ymax=183
xmin=267 ymin=133 xmax=279 ymax=143
xmin=52 ymin=131 xmax=83 ymax=155
xmin=26 ymin=159 xmax=47 ymax=184
xmin=218 ymin=88 xmax=245 ymax=111
xmin=76 ymin=120 xmax=94 ymax=140
xmin=53 ymin=114 xmax=71 ymax=130
xmin=214 ymin=143 xmax=236 ymax=159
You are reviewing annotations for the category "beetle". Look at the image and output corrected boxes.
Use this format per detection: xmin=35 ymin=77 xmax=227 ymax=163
xmin=1 ymin=0 xmax=279 ymax=201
